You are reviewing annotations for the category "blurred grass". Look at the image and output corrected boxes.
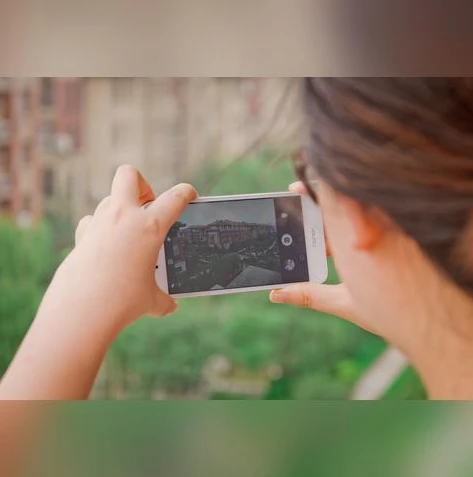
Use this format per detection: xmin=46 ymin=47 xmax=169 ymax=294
xmin=383 ymin=367 xmax=427 ymax=400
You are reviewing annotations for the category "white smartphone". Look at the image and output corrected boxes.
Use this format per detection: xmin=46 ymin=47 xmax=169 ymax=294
xmin=155 ymin=191 xmax=327 ymax=298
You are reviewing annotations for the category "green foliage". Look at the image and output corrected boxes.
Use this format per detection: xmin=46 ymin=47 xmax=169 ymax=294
xmin=383 ymin=366 xmax=427 ymax=400
xmin=111 ymin=312 xmax=223 ymax=398
xmin=0 ymin=219 xmax=55 ymax=375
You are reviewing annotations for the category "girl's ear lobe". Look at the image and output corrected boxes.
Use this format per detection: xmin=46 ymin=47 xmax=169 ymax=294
xmin=340 ymin=197 xmax=384 ymax=251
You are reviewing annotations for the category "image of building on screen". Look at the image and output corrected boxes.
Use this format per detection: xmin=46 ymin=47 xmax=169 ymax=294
xmin=166 ymin=203 xmax=282 ymax=293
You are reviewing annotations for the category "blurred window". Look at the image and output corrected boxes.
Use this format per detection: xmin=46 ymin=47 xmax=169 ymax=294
xmin=66 ymin=173 xmax=73 ymax=200
xmin=111 ymin=121 xmax=132 ymax=149
xmin=20 ymin=90 xmax=30 ymax=116
xmin=43 ymin=167 xmax=54 ymax=197
xmin=0 ymin=146 xmax=8 ymax=172
xmin=0 ymin=199 xmax=9 ymax=211
xmin=41 ymin=121 xmax=56 ymax=152
xmin=23 ymin=195 xmax=31 ymax=211
xmin=42 ymin=78 xmax=53 ymax=107
xmin=23 ymin=144 xmax=31 ymax=164
xmin=170 ymin=117 xmax=185 ymax=175
xmin=0 ymin=93 xmax=9 ymax=118
xmin=66 ymin=81 xmax=78 ymax=111
xmin=242 ymin=78 xmax=261 ymax=120
xmin=111 ymin=78 xmax=134 ymax=104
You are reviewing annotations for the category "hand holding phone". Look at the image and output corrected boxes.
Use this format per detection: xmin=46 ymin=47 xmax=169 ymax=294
xmin=156 ymin=191 xmax=328 ymax=298
xmin=268 ymin=182 xmax=370 ymax=335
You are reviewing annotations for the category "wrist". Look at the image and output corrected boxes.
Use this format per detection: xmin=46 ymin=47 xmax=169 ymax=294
xmin=48 ymin=254 xmax=140 ymax=336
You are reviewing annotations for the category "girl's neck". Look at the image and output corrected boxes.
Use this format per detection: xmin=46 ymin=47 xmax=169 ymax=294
xmin=408 ymin=287 xmax=473 ymax=400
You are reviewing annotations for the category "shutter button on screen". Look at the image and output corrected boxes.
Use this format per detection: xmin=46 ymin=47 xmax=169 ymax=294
xmin=281 ymin=234 xmax=293 ymax=246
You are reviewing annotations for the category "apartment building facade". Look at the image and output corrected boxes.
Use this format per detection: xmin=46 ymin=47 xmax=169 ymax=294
xmin=0 ymin=78 xmax=42 ymax=227
xmin=0 ymin=77 xmax=303 ymax=230
xmin=80 ymin=78 xmax=303 ymax=213
xmin=41 ymin=78 xmax=304 ymax=222
xmin=40 ymin=78 xmax=84 ymax=219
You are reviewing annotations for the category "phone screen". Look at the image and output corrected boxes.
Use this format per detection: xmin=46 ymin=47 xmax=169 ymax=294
xmin=163 ymin=196 xmax=309 ymax=295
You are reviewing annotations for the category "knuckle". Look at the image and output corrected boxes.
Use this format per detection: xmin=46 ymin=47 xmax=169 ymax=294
xmin=301 ymin=285 xmax=313 ymax=309
xmin=100 ymin=196 xmax=112 ymax=207
xmin=75 ymin=215 xmax=92 ymax=243
xmin=171 ymin=186 xmax=190 ymax=202
xmin=108 ymin=200 xmax=125 ymax=221
xmin=145 ymin=215 xmax=162 ymax=234
xmin=95 ymin=196 xmax=112 ymax=214
xmin=76 ymin=215 xmax=91 ymax=229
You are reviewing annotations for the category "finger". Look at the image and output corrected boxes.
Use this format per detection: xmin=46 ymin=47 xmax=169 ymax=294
xmin=75 ymin=215 xmax=93 ymax=245
xmin=138 ymin=174 xmax=156 ymax=207
xmin=325 ymin=240 xmax=332 ymax=257
xmin=289 ymin=181 xmax=307 ymax=195
xmin=111 ymin=165 xmax=156 ymax=206
xmin=270 ymin=283 xmax=355 ymax=322
xmin=93 ymin=196 xmax=112 ymax=216
xmin=147 ymin=183 xmax=197 ymax=231
xmin=148 ymin=289 xmax=178 ymax=317
xmin=289 ymin=181 xmax=332 ymax=257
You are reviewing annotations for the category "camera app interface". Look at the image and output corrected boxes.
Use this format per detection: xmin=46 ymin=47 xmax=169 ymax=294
xmin=164 ymin=196 xmax=309 ymax=294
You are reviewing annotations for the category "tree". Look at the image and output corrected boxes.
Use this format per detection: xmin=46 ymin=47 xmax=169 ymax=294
xmin=0 ymin=220 xmax=55 ymax=376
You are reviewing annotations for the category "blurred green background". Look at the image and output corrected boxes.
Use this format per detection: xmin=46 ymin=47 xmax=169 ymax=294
xmin=31 ymin=401 xmax=462 ymax=477
xmin=0 ymin=150 xmax=426 ymax=399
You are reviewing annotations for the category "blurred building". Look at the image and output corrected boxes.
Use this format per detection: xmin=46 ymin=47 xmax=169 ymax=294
xmin=0 ymin=78 xmax=42 ymax=227
xmin=41 ymin=78 xmax=83 ymax=153
xmin=82 ymin=78 xmax=303 ymax=208
xmin=41 ymin=78 xmax=85 ymax=219
xmin=39 ymin=78 xmax=304 ymax=222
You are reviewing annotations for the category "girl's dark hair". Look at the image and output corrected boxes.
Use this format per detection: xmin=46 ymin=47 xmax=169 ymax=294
xmin=303 ymin=78 xmax=473 ymax=295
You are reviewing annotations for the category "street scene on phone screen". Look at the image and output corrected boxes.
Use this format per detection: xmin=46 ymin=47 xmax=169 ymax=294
xmin=165 ymin=199 xmax=283 ymax=293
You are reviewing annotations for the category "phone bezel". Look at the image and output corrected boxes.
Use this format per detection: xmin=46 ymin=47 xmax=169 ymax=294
xmin=155 ymin=191 xmax=327 ymax=298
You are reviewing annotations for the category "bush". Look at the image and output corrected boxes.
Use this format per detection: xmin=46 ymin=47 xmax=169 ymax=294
xmin=0 ymin=219 xmax=55 ymax=376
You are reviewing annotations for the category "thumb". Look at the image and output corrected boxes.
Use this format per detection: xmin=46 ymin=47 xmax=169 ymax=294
xmin=270 ymin=283 xmax=355 ymax=322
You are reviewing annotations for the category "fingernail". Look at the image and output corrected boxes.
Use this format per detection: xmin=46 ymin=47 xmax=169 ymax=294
xmin=288 ymin=181 xmax=304 ymax=193
xmin=270 ymin=290 xmax=286 ymax=304
xmin=141 ymin=200 xmax=154 ymax=210
xmin=176 ymin=183 xmax=198 ymax=200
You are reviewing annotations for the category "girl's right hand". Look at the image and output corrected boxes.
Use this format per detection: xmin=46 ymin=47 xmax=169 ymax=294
xmin=269 ymin=181 xmax=377 ymax=335
xmin=52 ymin=165 xmax=197 ymax=332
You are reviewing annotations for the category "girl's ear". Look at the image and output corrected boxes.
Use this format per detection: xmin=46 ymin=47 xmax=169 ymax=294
xmin=338 ymin=196 xmax=384 ymax=251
